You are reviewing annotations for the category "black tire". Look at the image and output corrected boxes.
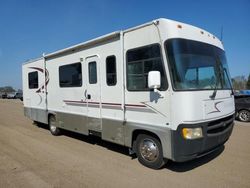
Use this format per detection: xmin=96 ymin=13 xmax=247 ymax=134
xmin=238 ymin=110 xmax=250 ymax=122
xmin=49 ymin=115 xmax=61 ymax=136
xmin=135 ymin=134 xmax=165 ymax=169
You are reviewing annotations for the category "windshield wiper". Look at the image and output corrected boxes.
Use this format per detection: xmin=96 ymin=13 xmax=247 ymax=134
xmin=210 ymin=79 xmax=218 ymax=99
xmin=210 ymin=57 xmax=221 ymax=99
xmin=223 ymin=68 xmax=234 ymax=96
xmin=210 ymin=56 xmax=234 ymax=99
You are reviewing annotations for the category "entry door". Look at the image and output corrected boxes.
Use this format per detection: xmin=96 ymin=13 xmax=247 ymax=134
xmin=85 ymin=56 xmax=102 ymax=132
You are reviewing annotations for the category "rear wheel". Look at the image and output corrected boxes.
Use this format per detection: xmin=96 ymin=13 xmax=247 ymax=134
xmin=49 ymin=115 xmax=61 ymax=136
xmin=238 ymin=110 xmax=250 ymax=122
xmin=135 ymin=134 xmax=165 ymax=169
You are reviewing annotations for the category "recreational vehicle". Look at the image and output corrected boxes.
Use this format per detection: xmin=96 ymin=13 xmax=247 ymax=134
xmin=22 ymin=18 xmax=235 ymax=169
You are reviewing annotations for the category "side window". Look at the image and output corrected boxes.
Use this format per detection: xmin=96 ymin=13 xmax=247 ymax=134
xmin=126 ymin=44 xmax=167 ymax=91
xmin=28 ymin=71 xmax=38 ymax=89
xmin=106 ymin=56 xmax=117 ymax=86
xmin=59 ymin=63 xmax=82 ymax=87
xmin=88 ymin=61 xmax=97 ymax=84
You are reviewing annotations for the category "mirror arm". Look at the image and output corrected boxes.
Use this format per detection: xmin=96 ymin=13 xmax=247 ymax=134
xmin=154 ymin=88 xmax=164 ymax=98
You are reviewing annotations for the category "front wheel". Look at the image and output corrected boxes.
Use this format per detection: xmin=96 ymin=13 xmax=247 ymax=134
xmin=135 ymin=134 xmax=165 ymax=169
xmin=49 ymin=115 xmax=61 ymax=136
xmin=238 ymin=110 xmax=250 ymax=122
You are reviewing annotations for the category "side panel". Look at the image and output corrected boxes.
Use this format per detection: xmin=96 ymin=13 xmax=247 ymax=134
xmin=124 ymin=122 xmax=173 ymax=159
xmin=123 ymin=24 xmax=172 ymax=148
xmin=22 ymin=58 xmax=47 ymax=123
xmin=22 ymin=26 xmax=173 ymax=159
xmin=57 ymin=111 xmax=87 ymax=134
xmin=24 ymin=107 xmax=47 ymax=124
xmin=46 ymin=37 xmax=125 ymax=143
xmin=99 ymin=39 xmax=124 ymax=144
xmin=46 ymin=50 xmax=87 ymax=134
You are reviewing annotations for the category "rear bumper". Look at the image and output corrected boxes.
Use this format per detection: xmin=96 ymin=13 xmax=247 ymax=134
xmin=171 ymin=115 xmax=234 ymax=162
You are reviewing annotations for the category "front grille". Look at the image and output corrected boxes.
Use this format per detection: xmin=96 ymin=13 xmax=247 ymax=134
xmin=207 ymin=115 xmax=234 ymax=135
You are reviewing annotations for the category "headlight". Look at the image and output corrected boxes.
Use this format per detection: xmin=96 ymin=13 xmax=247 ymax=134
xmin=182 ymin=127 xmax=203 ymax=139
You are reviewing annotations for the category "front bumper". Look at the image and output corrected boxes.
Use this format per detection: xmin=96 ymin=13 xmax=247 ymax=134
xmin=171 ymin=115 xmax=234 ymax=162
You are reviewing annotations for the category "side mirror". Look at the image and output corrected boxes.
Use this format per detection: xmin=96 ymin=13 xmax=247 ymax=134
xmin=148 ymin=71 xmax=161 ymax=89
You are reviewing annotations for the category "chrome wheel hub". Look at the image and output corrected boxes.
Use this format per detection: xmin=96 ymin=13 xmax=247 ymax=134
xmin=139 ymin=139 xmax=159 ymax=162
xmin=239 ymin=111 xmax=249 ymax=121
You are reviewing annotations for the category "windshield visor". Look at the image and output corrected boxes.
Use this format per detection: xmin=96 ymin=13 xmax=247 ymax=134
xmin=165 ymin=39 xmax=231 ymax=91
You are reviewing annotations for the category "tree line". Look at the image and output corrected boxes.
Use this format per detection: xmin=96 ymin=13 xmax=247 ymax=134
xmin=232 ymin=74 xmax=250 ymax=90
xmin=0 ymin=86 xmax=22 ymax=93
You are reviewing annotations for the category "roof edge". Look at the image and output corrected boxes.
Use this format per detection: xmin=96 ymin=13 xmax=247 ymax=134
xmin=45 ymin=31 xmax=121 ymax=59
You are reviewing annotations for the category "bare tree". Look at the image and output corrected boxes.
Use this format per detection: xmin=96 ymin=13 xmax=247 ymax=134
xmin=246 ymin=74 xmax=250 ymax=90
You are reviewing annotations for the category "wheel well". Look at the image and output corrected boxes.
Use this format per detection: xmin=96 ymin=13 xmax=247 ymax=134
xmin=48 ymin=113 xmax=56 ymax=121
xmin=236 ymin=109 xmax=248 ymax=115
xmin=238 ymin=109 xmax=250 ymax=117
xmin=238 ymin=109 xmax=250 ymax=112
xmin=48 ymin=113 xmax=53 ymax=119
xmin=132 ymin=130 xmax=161 ymax=150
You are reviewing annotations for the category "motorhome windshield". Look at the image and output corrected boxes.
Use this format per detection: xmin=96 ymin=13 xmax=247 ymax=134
xmin=165 ymin=38 xmax=231 ymax=91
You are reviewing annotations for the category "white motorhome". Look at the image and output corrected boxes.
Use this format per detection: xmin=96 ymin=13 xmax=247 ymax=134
xmin=22 ymin=18 xmax=235 ymax=169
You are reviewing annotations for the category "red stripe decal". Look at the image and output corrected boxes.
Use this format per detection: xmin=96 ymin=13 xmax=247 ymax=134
xmin=63 ymin=100 xmax=146 ymax=108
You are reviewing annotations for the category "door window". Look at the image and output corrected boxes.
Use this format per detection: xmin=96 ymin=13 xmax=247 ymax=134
xmin=89 ymin=61 xmax=97 ymax=84
xmin=106 ymin=56 xmax=117 ymax=86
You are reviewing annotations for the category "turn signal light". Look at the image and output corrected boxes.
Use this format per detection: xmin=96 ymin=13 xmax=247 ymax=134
xmin=182 ymin=127 xmax=203 ymax=140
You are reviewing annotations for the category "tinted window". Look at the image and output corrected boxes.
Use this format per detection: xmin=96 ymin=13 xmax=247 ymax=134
xmin=59 ymin=63 xmax=82 ymax=87
xmin=28 ymin=71 xmax=38 ymax=89
xmin=184 ymin=67 xmax=216 ymax=88
xmin=126 ymin=44 xmax=167 ymax=91
xmin=106 ymin=56 xmax=117 ymax=86
xmin=89 ymin=61 xmax=97 ymax=84
xmin=165 ymin=38 xmax=231 ymax=91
